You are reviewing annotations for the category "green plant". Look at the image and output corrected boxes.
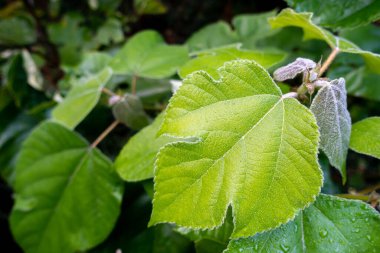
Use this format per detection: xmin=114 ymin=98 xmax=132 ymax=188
xmin=1 ymin=1 xmax=380 ymax=252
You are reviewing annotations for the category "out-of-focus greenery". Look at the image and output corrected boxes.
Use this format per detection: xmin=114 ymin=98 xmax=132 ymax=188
xmin=0 ymin=1 xmax=379 ymax=252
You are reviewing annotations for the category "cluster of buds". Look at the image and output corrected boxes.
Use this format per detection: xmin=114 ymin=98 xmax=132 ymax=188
xmin=273 ymin=57 xmax=330 ymax=100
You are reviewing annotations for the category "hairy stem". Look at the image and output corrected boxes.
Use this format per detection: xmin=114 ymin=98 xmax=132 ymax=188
xmin=318 ymin=47 xmax=340 ymax=77
xmin=90 ymin=120 xmax=120 ymax=148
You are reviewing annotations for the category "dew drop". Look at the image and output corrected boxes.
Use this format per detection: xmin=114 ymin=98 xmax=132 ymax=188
xmin=353 ymin=228 xmax=360 ymax=233
xmin=319 ymin=229 xmax=328 ymax=238
xmin=351 ymin=217 xmax=356 ymax=222
xmin=365 ymin=217 xmax=369 ymax=222
xmin=366 ymin=235 xmax=372 ymax=242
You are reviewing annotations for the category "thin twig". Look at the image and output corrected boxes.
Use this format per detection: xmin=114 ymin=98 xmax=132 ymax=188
xmin=90 ymin=120 xmax=120 ymax=148
xmin=131 ymin=75 xmax=137 ymax=95
xmin=101 ymin=87 xmax=117 ymax=97
xmin=318 ymin=47 xmax=340 ymax=77
xmin=358 ymin=183 xmax=380 ymax=195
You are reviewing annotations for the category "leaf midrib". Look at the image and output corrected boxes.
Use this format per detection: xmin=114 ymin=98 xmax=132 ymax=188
xmin=161 ymin=98 xmax=283 ymax=213
xmin=35 ymin=149 xmax=92 ymax=252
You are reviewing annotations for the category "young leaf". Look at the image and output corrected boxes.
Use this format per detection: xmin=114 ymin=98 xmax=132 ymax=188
xmin=112 ymin=94 xmax=151 ymax=130
xmin=10 ymin=121 xmax=124 ymax=253
xmin=226 ymin=194 xmax=380 ymax=253
xmin=179 ymin=45 xmax=286 ymax=79
xmin=115 ymin=114 xmax=177 ymax=181
xmin=109 ymin=30 xmax=188 ymax=78
xmin=269 ymin=8 xmax=380 ymax=74
xmin=310 ymin=78 xmax=351 ymax=182
xmin=52 ymin=67 xmax=113 ymax=129
xmin=286 ymin=0 xmax=380 ymax=30
xmin=273 ymin=57 xmax=316 ymax=81
xmin=150 ymin=60 xmax=322 ymax=238
xmin=350 ymin=117 xmax=380 ymax=159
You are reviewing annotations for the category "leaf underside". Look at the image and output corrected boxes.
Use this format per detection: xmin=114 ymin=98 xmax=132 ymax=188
xmin=310 ymin=78 xmax=351 ymax=182
xmin=150 ymin=60 xmax=322 ymax=238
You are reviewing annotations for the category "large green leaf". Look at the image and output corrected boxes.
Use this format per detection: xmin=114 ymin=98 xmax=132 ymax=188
xmin=109 ymin=30 xmax=188 ymax=78
xmin=310 ymin=78 xmax=351 ymax=182
xmin=150 ymin=60 xmax=322 ymax=237
xmin=226 ymin=194 xmax=380 ymax=252
xmin=179 ymin=45 xmax=286 ymax=79
xmin=10 ymin=121 xmax=124 ymax=253
xmin=286 ymin=0 xmax=380 ymax=30
xmin=115 ymin=114 xmax=177 ymax=181
xmin=269 ymin=8 xmax=380 ymax=74
xmin=350 ymin=117 xmax=380 ymax=159
xmin=52 ymin=67 xmax=113 ymax=129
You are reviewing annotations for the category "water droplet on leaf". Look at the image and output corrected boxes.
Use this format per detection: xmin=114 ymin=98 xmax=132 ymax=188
xmin=319 ymin=229 xmax=328 ymax=238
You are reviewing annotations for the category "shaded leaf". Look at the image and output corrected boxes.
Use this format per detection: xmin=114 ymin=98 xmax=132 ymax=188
xmin=226 ymin=194 xmax=380 ymax=253
xmin=150 ymin=60 xmax=322 ymax=237
xmin=112 ymin=94 xmax=150 ymax=130
xmin=94 ymin=18 xmax=124 ymax=46
xmin=10 ymin=121 xmax=124 ymax=253
xmin=350 ymin=117 xmax=380 ymax=159
xmin=310 ymin=78 xmax=351 ymax=182
xmin=179 ymin=45 xmax=286 ymax=79
xmin=0 ymin=16 xmax=36 ymax=45
xmin=52 ymin=67 xmax=113 ymax=129
xmin=134 ymin=0 xmax=167 ymax=15
xmin=345 ymin=67 xmax=380 ymax=101
xmin=109 ymin=30 xmax=188 ymax=78
xmin=186 ymin=22 xmax=238 ymax=52
xmin=286 ymin=0 xmax=380 ymax=30
xmin=269 ymin=8 xmax=380 ymax=74
xmin=115 ymin=114 xmax=177 ymax=181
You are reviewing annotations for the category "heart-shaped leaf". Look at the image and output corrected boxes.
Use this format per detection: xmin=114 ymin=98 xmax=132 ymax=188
xmin=226 ymin=194 xmax=380 ymax=252
xmin=10 ymin=121 xmax=124 ymax=253
xmin=310 ymin=78 xmax=351 ymax=182
xmin=150 ymin=60 xmax=322 ymax=238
